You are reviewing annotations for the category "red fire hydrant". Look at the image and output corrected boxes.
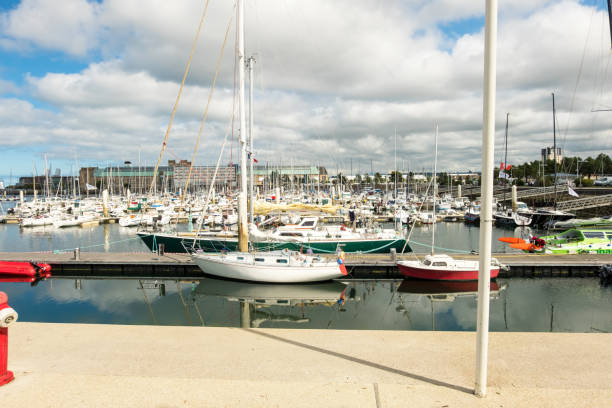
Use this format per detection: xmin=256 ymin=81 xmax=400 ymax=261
xmin=0 ymin=291 xmax=18 ymax=386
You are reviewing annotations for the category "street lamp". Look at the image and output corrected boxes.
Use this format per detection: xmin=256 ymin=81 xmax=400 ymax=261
xmin=577 ymin=160 xmax=586 ymax=187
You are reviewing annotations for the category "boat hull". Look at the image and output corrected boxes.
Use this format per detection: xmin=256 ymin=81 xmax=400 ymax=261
xmin=192 ymin=254 xmax=345 ymax=283
xmin=138 ymin=232 xmax=409 ymax=254
xmin=397 ymin=262 xmax=499 ymax=281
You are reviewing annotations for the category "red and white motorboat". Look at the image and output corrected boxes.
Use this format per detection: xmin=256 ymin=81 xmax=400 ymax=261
xmin=397 ymin=254 xmax=500 ymax=281
xmin=0 ymin=261 xmax=52 ymax=280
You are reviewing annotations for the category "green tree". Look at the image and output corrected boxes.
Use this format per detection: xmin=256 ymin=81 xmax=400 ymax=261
xmin=374 ymin=172 xmax=382 ymax=186
xmin=389 ymin=171 xmax=404 ymax=184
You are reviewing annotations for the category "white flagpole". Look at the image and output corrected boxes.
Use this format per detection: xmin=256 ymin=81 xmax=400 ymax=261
xmin=475 ymin=0 xmax=497 ymax=398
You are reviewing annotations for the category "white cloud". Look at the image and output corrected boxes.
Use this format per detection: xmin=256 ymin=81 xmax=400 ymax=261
xmin=0 ymin=0 xmax=611 ymax=174
xmin=0 ymin=0 xmax=101 ymax=56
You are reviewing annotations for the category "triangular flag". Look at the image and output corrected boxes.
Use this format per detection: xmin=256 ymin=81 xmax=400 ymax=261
xmin=568 ymin=184 xmax=579 ymax=198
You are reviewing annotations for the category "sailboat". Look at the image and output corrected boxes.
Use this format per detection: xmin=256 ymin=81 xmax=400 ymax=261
xmin=397 ymin=126 xmax=501 ymax=281
xmin=192 ymin=0 xmax=346 ymax=283
xmin=138 ymin=1 xmax=409 ymax=257
xmin=492 ymin=113 xmax=532 ymax=228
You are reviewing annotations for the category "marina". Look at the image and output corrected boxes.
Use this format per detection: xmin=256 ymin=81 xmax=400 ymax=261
xmin=2 ymin=0 xmax=612 ymax=404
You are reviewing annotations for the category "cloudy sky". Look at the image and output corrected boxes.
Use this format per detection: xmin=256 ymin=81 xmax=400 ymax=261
xmin=0 ymin=0 xmax=611 ymax=181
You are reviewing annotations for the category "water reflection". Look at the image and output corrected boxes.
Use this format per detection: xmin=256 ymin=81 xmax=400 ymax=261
xmin=396 ymin=280 xmax=506 ymax=330
xmin=192 ymin=278 xmax=347 ymax=328
xmin=1 ymin=277 xmax=611 ymax=333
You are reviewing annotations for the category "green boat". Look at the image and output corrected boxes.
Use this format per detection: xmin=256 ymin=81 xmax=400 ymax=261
xmin=137 ymin=231 xmax=410 ymax=254
xmin=535 ymin=228 xmax=612 ymax=254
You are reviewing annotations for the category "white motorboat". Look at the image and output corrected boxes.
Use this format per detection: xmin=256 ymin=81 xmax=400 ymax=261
xmin=53 ymin=214 xmax=97 ymax=228
xmin=192 ymin=251 xmax=347 ymax=283
xmin=119 ymin=214 xmax=151 ymax=227
xmin=20 ymin=215 xmax=56 ymax=227
xmin=418 ymin=212 xmax=436 ymax=224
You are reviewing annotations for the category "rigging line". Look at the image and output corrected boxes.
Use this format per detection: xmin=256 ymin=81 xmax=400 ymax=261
xmin=400 ymin=174 xmax=435 ymax=255
xmin=176 ymin=281 xmax=193 ymax=325
xmin=191 ymin=112 xmax=234 ymax=247
xmin=562 ymin=4 xmax=597 ymax=143
xmin=139 ymin=280 xmax=158 ymax=325
xmin=598 ymin=49 xmax=612 ymax=102
xmin=149 ymin=0 xmax=212 ymax=196
xmin=180 ymin=5 xmax=236 ymax=211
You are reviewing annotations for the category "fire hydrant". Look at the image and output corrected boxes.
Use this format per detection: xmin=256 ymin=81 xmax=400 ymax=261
xmin=0 ymin=291 xmax=18 ymax=386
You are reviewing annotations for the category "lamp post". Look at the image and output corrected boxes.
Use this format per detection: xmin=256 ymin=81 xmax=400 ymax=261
xmin=576 ymin=160 xmax=586 ymax=187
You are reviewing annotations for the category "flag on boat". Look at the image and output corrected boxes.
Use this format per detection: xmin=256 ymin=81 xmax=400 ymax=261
xmin=86 ymin=183 xmax=97 ymax=191
xmin=248 ymin=152 xmax=258 ymax=163
xmin=499 ymin=170 xmax=510 ymax=179
xmin=568 ymin=184 xmax=579 ymax=197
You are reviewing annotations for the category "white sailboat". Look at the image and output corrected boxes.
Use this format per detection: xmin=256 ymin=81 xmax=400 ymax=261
xmin=192 ymin=0 xmax=346 ymax=283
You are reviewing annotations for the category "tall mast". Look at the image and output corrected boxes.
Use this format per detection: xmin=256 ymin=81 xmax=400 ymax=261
xmin=32 ymin=161 xmax=36 ymax=203
xmin=394 ymin=127 xmax=397 ymax=199
xmin=431 ymin=125 xmax=438 ymax=256
xmin=503 ymin=112 xmax=509 ymax=207
xmin=237 ymin=0 xmax=249 ymax=252
xmin=44 ymin=153 xmax=49 ymax=200
xmin=552 ymin=93 xmax=557 ymax=211
xmin=248 ymin=56 xmax=256 ymax=224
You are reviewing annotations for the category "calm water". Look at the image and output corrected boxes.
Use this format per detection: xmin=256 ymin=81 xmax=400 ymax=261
xmin=1 ymin=277 xmax=610 ymax=332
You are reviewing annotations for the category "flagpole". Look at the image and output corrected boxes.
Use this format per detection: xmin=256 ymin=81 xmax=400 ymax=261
xmin=475 ymin=0 xmax=497 ymax=398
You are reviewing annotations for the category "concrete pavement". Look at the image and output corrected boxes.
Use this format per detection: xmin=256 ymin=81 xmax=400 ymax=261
xmin=1 ymin=323 xmax=611 ymax=407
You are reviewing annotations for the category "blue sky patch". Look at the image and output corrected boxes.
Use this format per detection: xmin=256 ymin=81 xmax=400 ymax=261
xmin=438 ymin=16 xmax=484 ymax=40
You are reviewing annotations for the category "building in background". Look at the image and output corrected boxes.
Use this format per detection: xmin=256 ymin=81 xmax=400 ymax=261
xmin=541 ymin=147 xmax=563 ymax=164
xmin=173 ymin=163 xmax=237 ymax=191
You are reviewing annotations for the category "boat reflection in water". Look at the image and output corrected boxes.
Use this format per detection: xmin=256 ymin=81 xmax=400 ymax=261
xmin=397 ymin=279 xmax=506 ymax=330
xmin=191 ymin=277 xmax=348 ymax=328
xmin=397 ymin=280 xmax=504 ymax=300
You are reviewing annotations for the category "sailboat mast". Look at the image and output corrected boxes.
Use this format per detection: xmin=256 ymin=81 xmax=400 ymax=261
xmin=552 ymin=93 xmax=557 ymax=211
xmin=44 ymin=153 xmax=49 ymax=200
xmin=248 ymin=56 xmax=256 ymax=224
xmin=237 ymin=0 xmax=249 ymax=252
xmin=431 ymin=125 xmax=438 ymax=256
xmin=503 ymin=113 xmax=509 ymax=207
xmin=394 ymin=127 xmax=397 ymax=200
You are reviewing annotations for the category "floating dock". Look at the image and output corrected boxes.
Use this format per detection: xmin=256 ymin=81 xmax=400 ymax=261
xmin=0 ymin=251 xmax=610 ymax=279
